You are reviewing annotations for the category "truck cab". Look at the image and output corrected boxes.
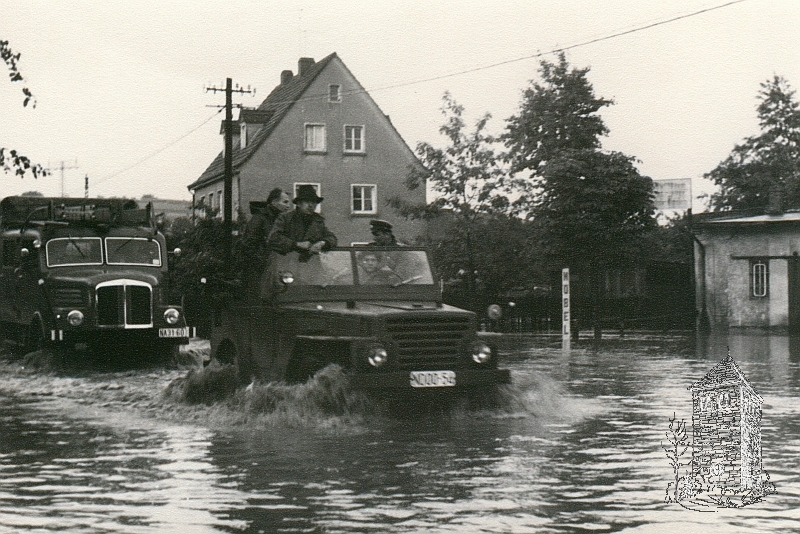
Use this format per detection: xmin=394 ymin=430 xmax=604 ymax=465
xmin=210 ymin=247 xmax=510 ymax=393
xmin=0 ymin=196 xmax=192 ymax=362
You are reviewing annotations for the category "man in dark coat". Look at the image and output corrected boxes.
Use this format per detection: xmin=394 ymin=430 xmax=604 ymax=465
xmin=268 ymin=185 xmax=337 ymax=258
xmin=368 ymin=219 xmax=399 ymax=246
xmin=241 ymin=188 xmax=292 ymax=294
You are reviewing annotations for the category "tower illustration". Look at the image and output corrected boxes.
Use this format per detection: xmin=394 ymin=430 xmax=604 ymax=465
xmin=689 ymin=355 xmax=763 ymax=491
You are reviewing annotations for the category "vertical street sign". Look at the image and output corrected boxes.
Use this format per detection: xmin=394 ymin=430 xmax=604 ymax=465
xmin=562 ymin=267 xmax=570 ymax=350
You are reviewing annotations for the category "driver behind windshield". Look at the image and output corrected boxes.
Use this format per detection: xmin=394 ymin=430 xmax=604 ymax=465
xmin=357 ymin=251 xmax=401 ymax=285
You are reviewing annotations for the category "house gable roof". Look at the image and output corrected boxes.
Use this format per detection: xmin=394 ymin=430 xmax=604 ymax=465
xmin=188 ymin=53 xmax=338 ymax=191
xmin=689 ymin=354 xmax=762 ymax=401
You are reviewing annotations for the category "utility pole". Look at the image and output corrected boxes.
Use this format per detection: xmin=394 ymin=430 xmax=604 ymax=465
xmin=46 ymin=160 xmax=79 ymax=197
xmin=206 ymin=78 xmax=254 ymax=273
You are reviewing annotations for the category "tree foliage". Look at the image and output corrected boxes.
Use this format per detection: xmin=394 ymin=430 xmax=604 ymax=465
xmin=1 ymin=39 xmax=46 ymax=179
xmin=707 ymin=75 xmax=800 ymax=211
xmin=504 ymin=53 xmax=655 ymax=270
xmin=389 ymin=92 xmax=520 ymax=302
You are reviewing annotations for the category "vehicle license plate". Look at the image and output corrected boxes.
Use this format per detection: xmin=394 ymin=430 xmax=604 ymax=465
xmin=409 ymin=370 xmax=456 ymax=388
xmin=159 ymin=327 xmax=189 ymax=338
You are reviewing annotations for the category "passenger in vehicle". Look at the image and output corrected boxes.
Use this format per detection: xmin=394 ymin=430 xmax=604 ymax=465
xmin=241 ymin=188 xmax=292 ymax=291
xmin=368 ymin=219 xmax=402 ymax=246
xmin=268 ymin=185 xmax=337 ymax=260
xmin=357 ymin=251 xmax=401 ymax=285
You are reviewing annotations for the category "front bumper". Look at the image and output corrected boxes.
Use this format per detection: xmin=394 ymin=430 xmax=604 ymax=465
xmin=348 ymin=368 xmax=511 ymax=390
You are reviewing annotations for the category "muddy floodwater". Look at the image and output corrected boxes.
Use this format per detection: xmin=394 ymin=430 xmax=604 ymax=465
xmin=0 ymin=334 xmax=799 ymax=533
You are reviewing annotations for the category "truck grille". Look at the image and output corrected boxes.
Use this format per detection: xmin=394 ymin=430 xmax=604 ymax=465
xmin=96 ymin=283 xmax=152 ymax=327
xmin=50 ymin=287 xmax=88 ymax=307
xmin=385 ymin=315 xmax=471 ymax=369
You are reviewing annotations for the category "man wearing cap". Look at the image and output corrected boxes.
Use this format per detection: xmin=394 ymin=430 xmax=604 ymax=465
xmin=368 ymin=219 xmax=400 ymax=246
xmin=268 ymin=185 xmax=337 ymax=256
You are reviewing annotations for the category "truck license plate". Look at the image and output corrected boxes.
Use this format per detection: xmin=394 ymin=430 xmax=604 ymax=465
xmin=410 ymin=370 xmax=456 ymax=388
xmin=159 ymin=327 xmax=189 ymax=338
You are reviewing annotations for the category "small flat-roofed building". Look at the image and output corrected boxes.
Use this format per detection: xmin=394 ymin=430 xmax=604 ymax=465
xmin=693 ymin=210 xmax=800 ymax=332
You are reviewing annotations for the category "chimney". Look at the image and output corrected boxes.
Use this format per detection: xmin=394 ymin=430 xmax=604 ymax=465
xmin=298 ymin=57 xmax=315 ymax=77
xmin=281 ymin=70 xmax=293 ymax=85
xmin=766 ymin=185 xmax=784 ymax=215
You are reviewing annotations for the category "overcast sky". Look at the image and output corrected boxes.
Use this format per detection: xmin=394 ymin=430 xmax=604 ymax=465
xmin=2 ymin=0 xmax=798 ymax=211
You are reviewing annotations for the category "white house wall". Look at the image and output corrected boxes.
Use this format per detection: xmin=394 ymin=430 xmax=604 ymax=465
xmin=697 ymin=224 xmax=799 ymax=330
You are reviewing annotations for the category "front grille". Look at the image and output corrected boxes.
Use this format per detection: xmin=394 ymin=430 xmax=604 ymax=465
xmin=385 ymin=315 xmax=471 ymax=370
xmin=96 ymin=283 xmax=152 ymax=327
xmin=50 ymin=287 xmax=87 ymax=307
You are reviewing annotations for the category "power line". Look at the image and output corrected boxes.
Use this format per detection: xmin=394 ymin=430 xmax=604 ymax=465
xmin=282 ymin=0 xmax=750 ymax=106
xmin=89 ymin=0 xmax=746 ymax=185
xmin=367 ymin=0 xmax=749 ymax=94
xmin=94 ymin=109 xmax=222 ymax=187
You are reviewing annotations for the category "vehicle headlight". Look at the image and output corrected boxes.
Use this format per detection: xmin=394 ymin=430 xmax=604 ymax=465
xmin=471 ymin=342 xmax=492 ymax=364
xmin=67 ymin=310 xmax=84 ymax=327
xmin=280 ymin=271 xmax=295 ymax=285
xmin=368 ymin=345 xmax=388 ymax=368
xmin=163 ymin=308 xmax=180 ymax=325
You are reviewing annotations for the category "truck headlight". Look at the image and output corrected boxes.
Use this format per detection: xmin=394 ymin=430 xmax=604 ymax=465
xmin=163 ymin=308 xmax=180 ymax=325
xmin=280 ymin=271 xmax=295 ymax=285
xmin=368 ymin=345 xmax=388 ymax=368
xmin=471 ymin=342 xmax=492 ymax=364
xmin=67 ymin=310 xmax=84 ymax=326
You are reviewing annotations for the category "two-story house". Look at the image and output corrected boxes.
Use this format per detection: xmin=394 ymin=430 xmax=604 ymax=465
xmin=188 ymin=53 xmax=426 ymax=245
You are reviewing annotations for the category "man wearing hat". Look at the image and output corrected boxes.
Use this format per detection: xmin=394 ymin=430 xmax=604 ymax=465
xmin=368 ymin=219 xmax=400 ymax=246
xmin=268 ymin=185 xmax=337 ymax=256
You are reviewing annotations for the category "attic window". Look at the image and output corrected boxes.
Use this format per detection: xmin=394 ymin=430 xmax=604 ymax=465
xmin=329 ymin=84 xmax=341 ymax=103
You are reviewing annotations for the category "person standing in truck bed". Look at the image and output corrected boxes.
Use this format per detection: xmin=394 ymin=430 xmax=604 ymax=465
xmin=241 ymin=188 xmax=292 ymax=294
xmin=268 ymin=185 xmax=337 ymax=260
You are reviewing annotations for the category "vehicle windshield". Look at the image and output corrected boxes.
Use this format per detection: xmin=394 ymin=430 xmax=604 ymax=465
xmin=46 ymin=237 xmax=103 ymax=267
xmin=274 ymin=251 xmax=354 ymax=286
xmin=272 ymin=249 xmax=434 ymax=287
xmin=355 ymin=249 xmax=433 ymax=286
xmin=106 ymin=237 xmax=162 ymax=266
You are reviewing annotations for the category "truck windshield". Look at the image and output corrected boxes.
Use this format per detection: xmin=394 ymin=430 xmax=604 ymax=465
xmin=46 ymin=237 xmax=103 ymax=267
xmin=106 ymin=237 xmax=162 ymax=266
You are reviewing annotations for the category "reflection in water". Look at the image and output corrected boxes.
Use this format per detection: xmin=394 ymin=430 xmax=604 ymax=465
xmin=0 ymin=334 xmax=799 ymax=533
xmin=0 ymin=396 xmax=245 ymax=533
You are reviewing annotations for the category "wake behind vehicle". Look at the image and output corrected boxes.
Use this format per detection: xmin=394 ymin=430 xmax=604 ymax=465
xmin=0 ymin=196 xmax=192 ymax=363
xmin=210 ymin=246 xmax=510 ymax=394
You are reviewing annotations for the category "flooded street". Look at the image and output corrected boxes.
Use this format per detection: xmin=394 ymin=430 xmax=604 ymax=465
xmin=1 ymin=334 xmax=799 ymax=533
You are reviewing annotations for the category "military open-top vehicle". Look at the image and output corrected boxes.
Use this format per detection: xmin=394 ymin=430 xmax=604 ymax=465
xmin=210 ymin=246 xmax=510 ymax=393
xmin=0 ymin=196 xmax=192 ymax=362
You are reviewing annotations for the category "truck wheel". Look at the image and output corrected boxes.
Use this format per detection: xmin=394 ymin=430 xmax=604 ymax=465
xmin=210 ymin=339 xmax=250 ymax=384
xmin=24 ymin=319 xmax=66 ymax=368
xmin=285 ymin=343 xmax=324 ymax=384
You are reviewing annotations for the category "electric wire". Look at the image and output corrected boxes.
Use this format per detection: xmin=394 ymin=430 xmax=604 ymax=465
xmin=94 ymin=0 xmax=746 ymax=186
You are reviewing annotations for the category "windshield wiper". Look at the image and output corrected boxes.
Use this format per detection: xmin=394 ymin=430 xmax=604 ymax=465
xmin=67 ymin=234 xmax=85 ymax=258
xmin=392 ymin=275 xmax=423 ymax=287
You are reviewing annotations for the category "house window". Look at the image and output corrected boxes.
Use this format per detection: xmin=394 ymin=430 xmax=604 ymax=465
xmin=329 ymin=84 xmax=341 ymax=103
xmin=344 ymin=125 xmax=365 ymax=153
xmin=304 ymin=124 xmax=326 ymax=153
xmin=751 ymin=260 xmax=769 ymax=297
xmin=240 ymin=122 xmax=247 ymax=149
xmin=352 ymin=184 xmax=376 ymax=214
xmin=294 ymin=183 xmax=322 ymax=213
xmin=207 ymin=193 xmax=214 ymax=213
